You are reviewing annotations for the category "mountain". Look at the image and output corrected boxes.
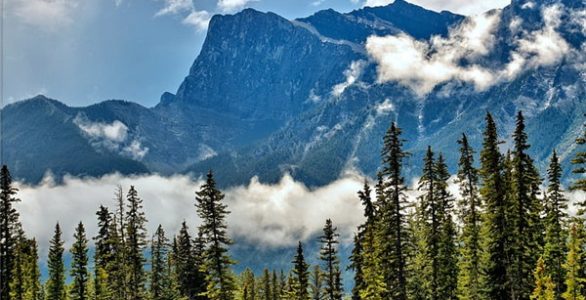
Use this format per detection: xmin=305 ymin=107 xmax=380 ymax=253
xmin=2 ymin=0 xmax=584 ymax=186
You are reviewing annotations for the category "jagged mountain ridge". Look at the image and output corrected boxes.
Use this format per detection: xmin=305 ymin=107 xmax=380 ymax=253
xmin=2 ymin=0 xmax=584 ymax=186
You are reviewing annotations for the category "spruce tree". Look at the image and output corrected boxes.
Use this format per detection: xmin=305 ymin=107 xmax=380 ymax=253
xmin=241 ymin=268 xmax=256 ymax=300
xmin=478 ymin=113 xmax=509 ymax=299
xmin=292 ymin=242 xmax=309 ymax=300
xmin=260 ymin=268 xmax=272 ymax=300
xmin=272 ymin=270 xmax=281 ymax=300
xmin=561 ymin=223 xmax=585 ymax=300
xmin=509 ymin=111 xmax=543 ymax=299
xmin=10 ymin=227 xmax=27 ymax=300
xmin=175 ymin=221 xmax=202 ymax=299
xmin=310 ymin=265 xmax=323 ymax=300
xmin=532 ymin=256 xmax=556 ymax=300
xmin=0 ymin=165 xmax=20 ymax=300
xmin=94 ymin=205 xmax=113 ymax=300
xmin=151 ymin=225 xmax=171 ymax=300
xmin=319 ymin=219 xmax=342 ymax=300
xmin=415 ymin=146 xmax=438 ymax=299
xmin=359 ymin=230 xmax=385 ymax=300
xmin=378 ymin=122 xmax=409 ymax=300
xmin=455 ymin=133 xmax=483 ymax=300
xmin=543 ymin=151 xmax=568 ymax=298
xmin=125 ymin=186 xmax=148 ymax=300
xmin=70 ymin=222 xmax=89 ymax=300
xmin=196 ymin=171 xmax=236 ymax=300
xmin=570 ymin=116 xmax=586 ymax=193
xmin=47 ymin=223 xmax=66 ymax=300
xmin=349 ymin=180 xmax=374 ymax=300
xmin=435 ymin=155 xmax=458 ymax=300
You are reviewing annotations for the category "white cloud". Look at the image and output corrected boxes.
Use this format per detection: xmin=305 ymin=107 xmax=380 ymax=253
xmin=182 ymin=9 xmax=212 ymax=31
xmin=218 ymin=0 xmax=256 ymax=12
xmin=14 ymin=172 xmax=366 ymax=256
xmin=73 ymin=116 xmax=149 ymax=160
xmin=503 ymin=4 xmax=570 ymax=80
xmin=155 ymin=0 xmax=193 ymax=16
xmin=74 ymin=117 xmax=128 ymax=144
xmin=375 ymin=98 xmax=395 ymax=114
xmin=10 ymin=0 xmax=79 ymax=31
xmin=364 ymin=0 xmax=392 ymax=7
xmin=362 ymin=0 xmax=510 ymax=16
xmin=155 ymin=0 xmax=212 ymax=31
xmin=332 ymin=60 xmax=367 ymax=97
xmin=366 ymin=5 xmax=574 ymax=96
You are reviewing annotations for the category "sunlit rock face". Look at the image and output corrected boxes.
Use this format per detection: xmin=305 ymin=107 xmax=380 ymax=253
xmin=2 ymin=0 xmax=584 ymax=187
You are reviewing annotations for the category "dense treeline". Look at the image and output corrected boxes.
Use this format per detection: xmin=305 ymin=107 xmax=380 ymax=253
xmin=0 ymin=111 xmax=585 ymax=300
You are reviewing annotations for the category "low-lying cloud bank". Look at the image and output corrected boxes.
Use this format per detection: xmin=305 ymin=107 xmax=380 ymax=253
xmin=14 ymin=172 xmax=585 ymax=257
xmin=15 ymin=172 xmax=366 ymax=255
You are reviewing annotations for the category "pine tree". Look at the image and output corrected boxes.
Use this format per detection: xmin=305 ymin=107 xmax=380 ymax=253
xmin=349 ymin=180 xmax=375 ymax=300
xmin=196 ymin=171 xmax=236 ymax=300
xmin=310 ymin=264 xmax=323 ymax=300
xmin=570 ymin=116 xmax=586 ymax=193
xmin=10 ymin=227 xmax=27 ymax=300
xmin=531 ymin=256 xmax=556 ymax=300
xmin=241 ymin=268 xmax=256 ymax=300
xmin=378 ymin=122 xmax=409 ymax=300
xmin=561 ymin=223 xmax=585 ymax=300
xmin=0 ymin=165 xmax=20 ymax=300
xmin=108 ymin=213 xmax=127 ymax=300
xmin=414 ymin=146 xmax=438 ymax=299
xmin=151 ymin=225 xmax=171 ymax=300
xmin=359 ymin=230 xmax=385 ymax=300
xmin=70 ymin=222 xmax=89 ymax=300
xmin=435 ymin=155 xmax=458 ymax=300
xmin=319 ymin=219 xmax=342 ymax=300
xmin=125 ymin=186 xmax=148 ymax=300
xmin=509 ymin=111 xmax=543 ymax=299
xmin=455 ymin=133 xmax=483 ymax=300
xmin=272 ymin=271 xmax=281 ymax=300
xmin=94 ymin=205 xmax=114 ymax=300
xmin=543 ymin=151 xmax=568 ymax=298
xmin=260 ymin=268 xmax=272 ymax=300
xmin=292 ymin=242 xmax=309 ymax=300
xmin=175 ymin=221 xmax=203 ymax=299
xmin=193 ymin=230 xmax=209 ymax=300
xmin=47 ymin=223 xmax=66 ymax=300
xmin=478 ymin=113 xmax=509 ymax=299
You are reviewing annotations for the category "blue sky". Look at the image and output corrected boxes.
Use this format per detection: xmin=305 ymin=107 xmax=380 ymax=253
xmin=4 ymin=0 xmax=509 ymax=107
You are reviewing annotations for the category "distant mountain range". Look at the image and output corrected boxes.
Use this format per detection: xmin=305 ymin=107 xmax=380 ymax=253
xmin=3 ymin=0 xmax=585 ymax=186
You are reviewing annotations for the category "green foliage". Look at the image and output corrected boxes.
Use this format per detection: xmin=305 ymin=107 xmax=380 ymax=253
xmin=319 ymin=219 xmax=343 ymax=300
xmin=291 ymin=242 xmax=309 ymax=300
xmin=1 ymin=164 xmax=21 ymax=299
xmin=478 ymin=113 xmax=509 ymax=299
xmin=561 ymin=223 xmax=585 ymax=300
xmin=47 ymin=223 xmax=66 ymax=300
xmin=125 ymin=186 xmax=148 ymax=300
xmin=531 ymin=256 xmax=556 ymax=300
xmin=70 ymin=222 xmax=89 ymax=300
xmin=196 ymin=171 xmax=237 ymax=300
xmin=455 ymin=134 xmax=483 ymax=300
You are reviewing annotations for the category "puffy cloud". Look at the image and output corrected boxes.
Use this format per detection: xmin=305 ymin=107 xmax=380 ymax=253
xmin=73 ymin=116 xmax=149 ymax=160
xmin=332 ymin=60 xmax=367 ymax=97
xmin=362 ymin=0 xmax=510 ymax=16
xmin=366 ymin=11 xmax=500 ymax=96
xmin=375 ymin=98 xmax=395 ymax=114
xmin=74 ymin=117 xmax=128 ymax=145
xmin=10 ymin=0 xmax=79 ymax=31
xmin=218 ymin=0 xmax=256 ymax=12
xmin=183 ymin=10 xmax=212 ymax=31
xmin=366 ymin=5 xmax=573 ymax=96
xmin=155 ymin=0 xmax=211 ymax=31
xmin=155 ymin=0 xmax=193 ymax=16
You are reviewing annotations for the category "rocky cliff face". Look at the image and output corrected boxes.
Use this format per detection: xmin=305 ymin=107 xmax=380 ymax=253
xmin=2 ymin=0 xmax=584 ymax=186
